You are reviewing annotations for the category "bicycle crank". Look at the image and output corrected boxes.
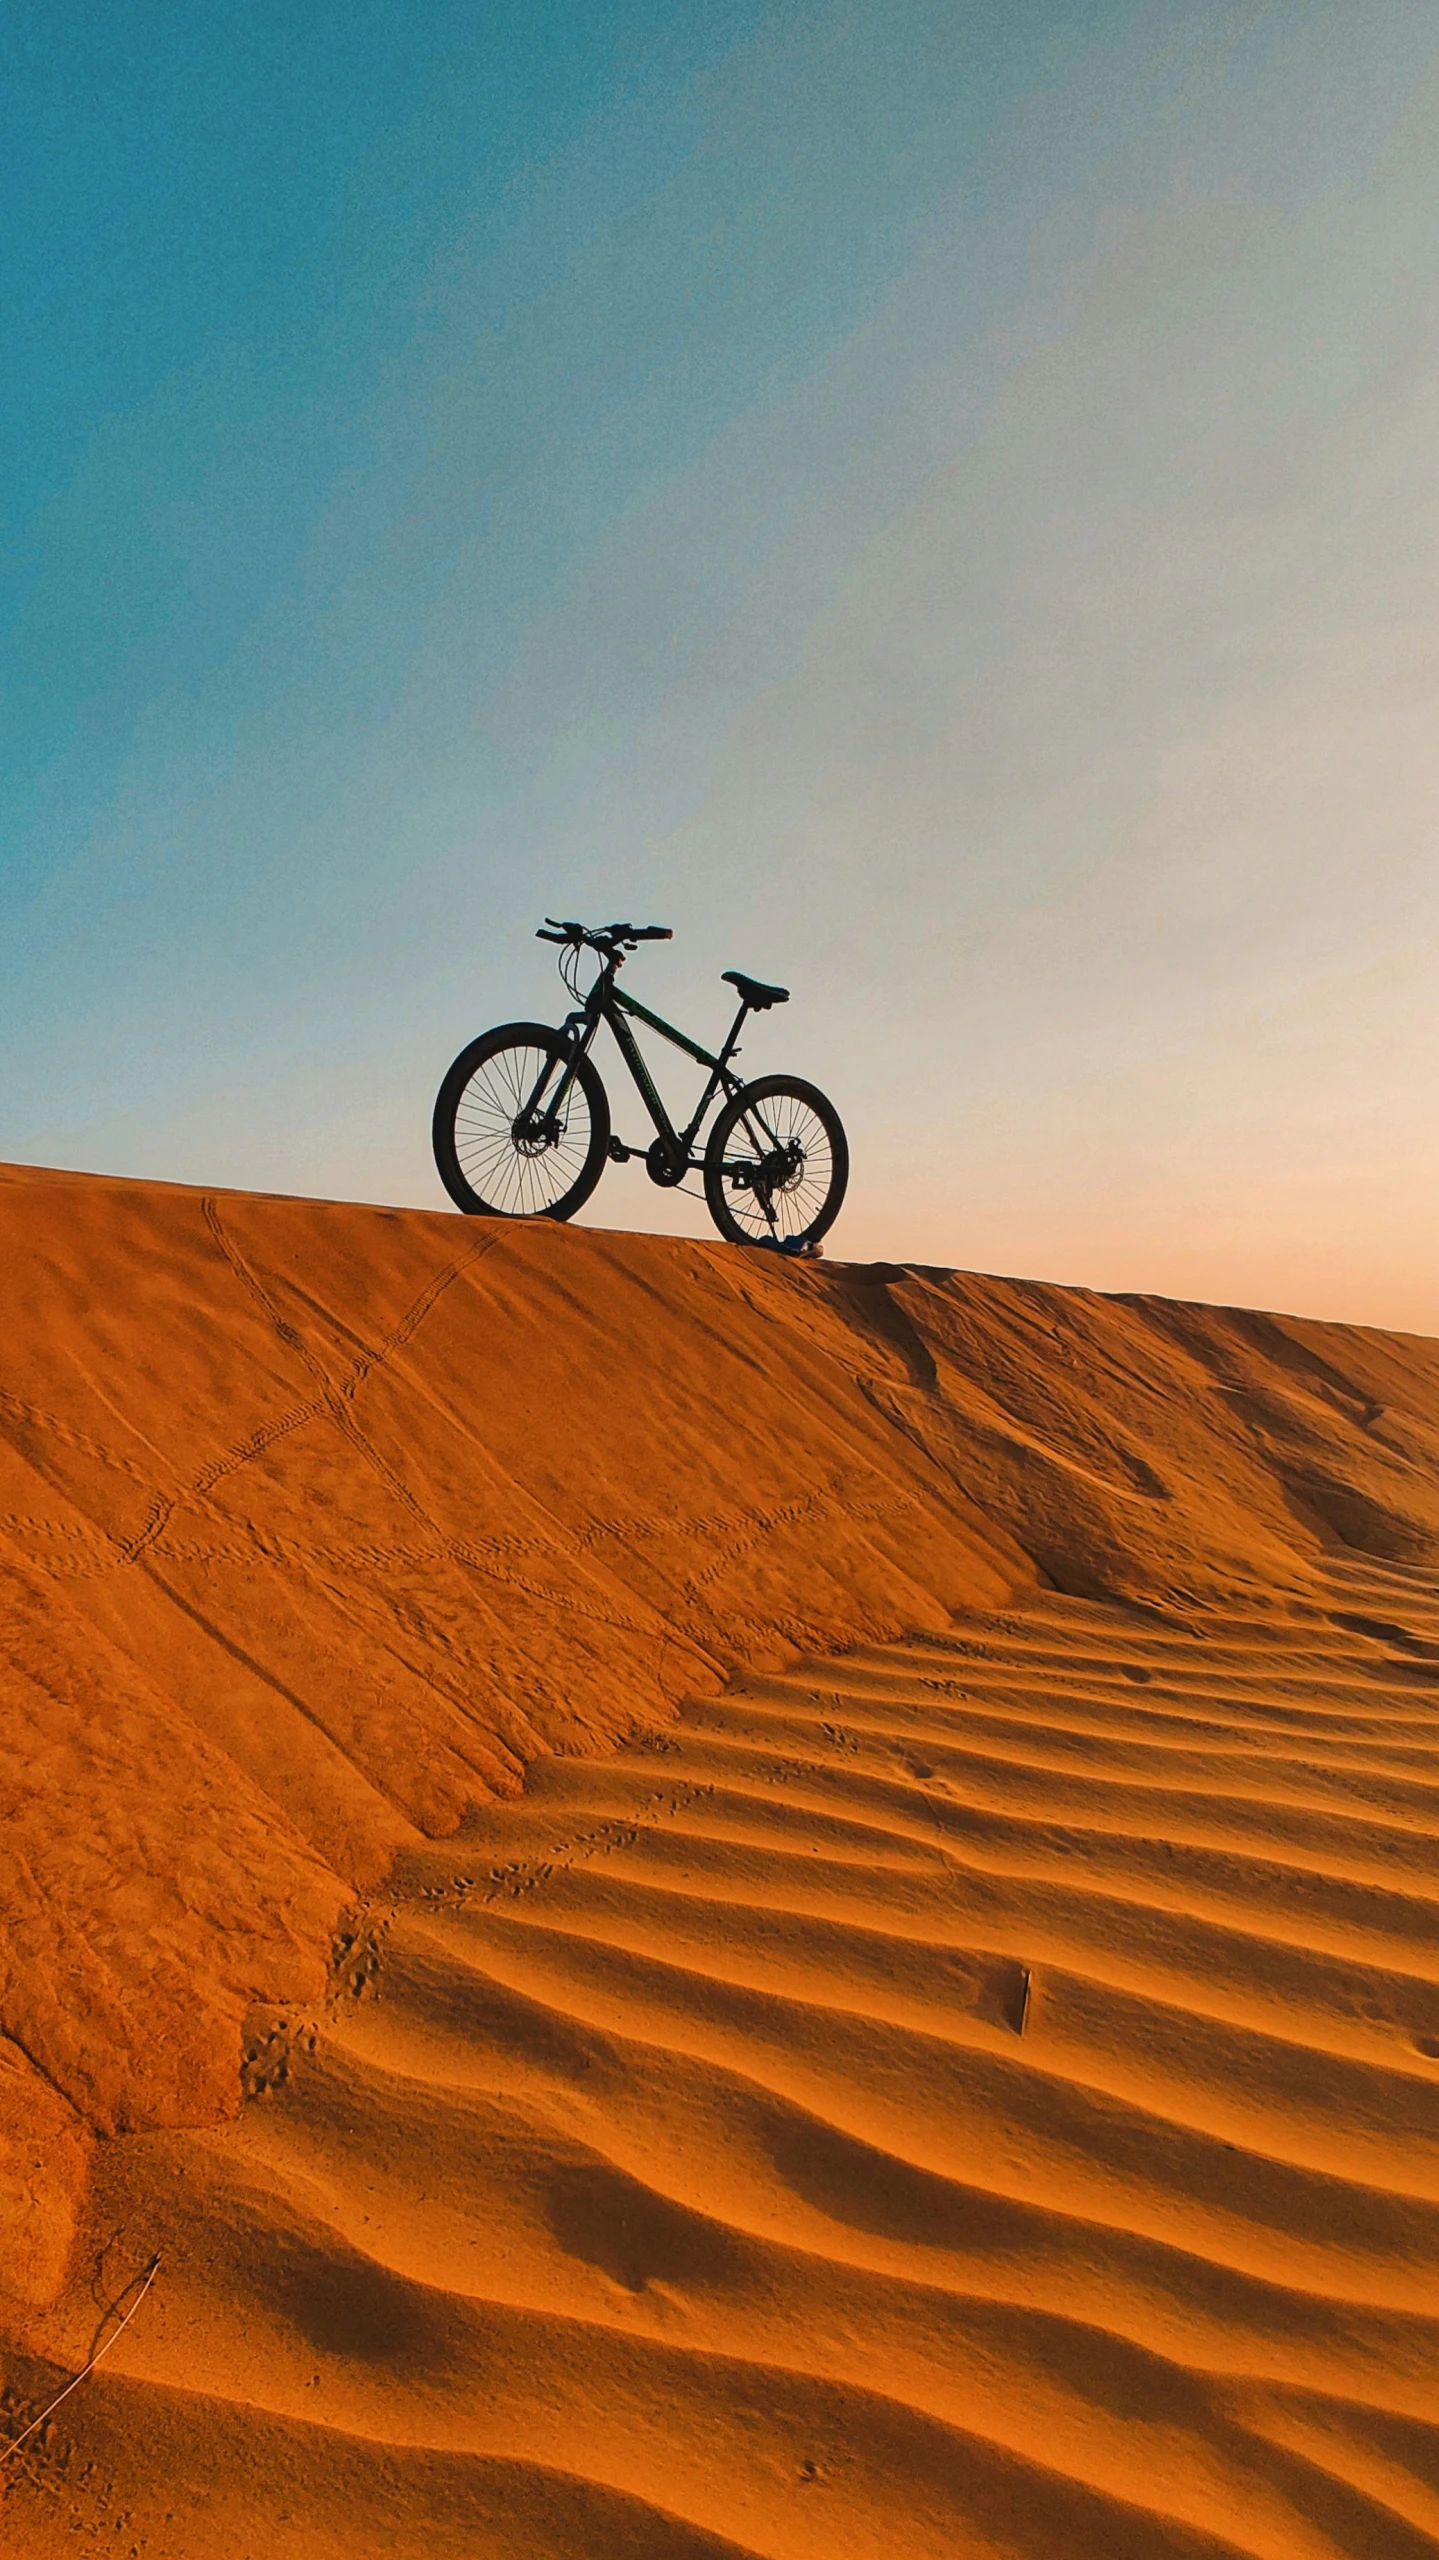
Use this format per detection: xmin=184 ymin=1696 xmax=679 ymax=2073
xmin=645 ymin=1134 xmax=689 ymax=1187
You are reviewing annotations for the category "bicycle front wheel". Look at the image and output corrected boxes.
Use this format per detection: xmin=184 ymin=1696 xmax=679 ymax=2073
xmin=432 ymin=1021 xmax=610 ymax=1219
xmin=703 ymin=1074 xmax=848 ymax=1248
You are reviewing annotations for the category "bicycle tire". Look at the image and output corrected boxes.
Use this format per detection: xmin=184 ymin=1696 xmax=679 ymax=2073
xmin=703 ymin=1073 xmax=848 ymax=1249
xmin=432 ymin=1021 xmax=610 ymax=1219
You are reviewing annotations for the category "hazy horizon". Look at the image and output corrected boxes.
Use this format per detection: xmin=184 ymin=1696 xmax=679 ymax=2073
xmin=6 ymin=1 xmax=1439 ymax=1331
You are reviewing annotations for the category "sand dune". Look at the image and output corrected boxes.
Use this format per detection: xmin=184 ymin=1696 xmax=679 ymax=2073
xmin=5 ymin=1164 xmax=1439 ymax=2554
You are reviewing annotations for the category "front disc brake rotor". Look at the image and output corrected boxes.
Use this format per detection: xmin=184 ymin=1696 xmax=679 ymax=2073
xmin=513 ymin=1114 xmax=559 ymax=1157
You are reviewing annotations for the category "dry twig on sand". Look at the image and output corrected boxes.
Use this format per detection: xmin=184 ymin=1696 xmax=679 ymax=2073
xmin=1 ymin=2255 xmax=161 ymax=2471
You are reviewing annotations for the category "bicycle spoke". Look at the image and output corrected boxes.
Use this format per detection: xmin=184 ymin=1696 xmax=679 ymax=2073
xmin=449 ymin=1040 xmax=595 ymax=1215
xmin=714 ymin=1082 xmax=836 ymax=1241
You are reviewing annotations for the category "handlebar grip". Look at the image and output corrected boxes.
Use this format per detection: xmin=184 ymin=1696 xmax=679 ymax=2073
xmin=535 ymin=928 xmax=567 ymax=943
xmin=633 ymin=925 xmax=673 ymax=941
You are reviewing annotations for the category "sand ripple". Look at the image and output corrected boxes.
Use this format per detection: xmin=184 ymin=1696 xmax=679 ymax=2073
xmin=14 ymin=1576 xmax=1438 ymax=2557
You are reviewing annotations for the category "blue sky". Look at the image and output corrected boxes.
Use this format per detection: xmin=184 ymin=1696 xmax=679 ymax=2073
xmin=6 ymin=1 xmax=1439 ymax=1324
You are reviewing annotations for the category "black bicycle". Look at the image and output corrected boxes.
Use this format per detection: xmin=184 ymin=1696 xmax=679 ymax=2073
xmin=432 ymin=918 xmax=848 ymax=1250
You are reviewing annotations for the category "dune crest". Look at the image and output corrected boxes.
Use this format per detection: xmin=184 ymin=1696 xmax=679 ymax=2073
xmin=5 ymin=1165 xmax=1439 ymax=2554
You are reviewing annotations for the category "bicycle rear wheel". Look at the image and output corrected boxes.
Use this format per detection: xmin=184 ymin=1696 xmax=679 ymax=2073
xmin=703 ymin=1074 xmax=848 ymax=1248
xmin=433 ymin=1021 xmax=610 ymax=1218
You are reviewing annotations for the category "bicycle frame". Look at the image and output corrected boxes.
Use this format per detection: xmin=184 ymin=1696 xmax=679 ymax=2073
xmin=432 ymin=919 xmax=845 ymax=1246
xmin=535 ymin=957 xmax=752 ymax=1169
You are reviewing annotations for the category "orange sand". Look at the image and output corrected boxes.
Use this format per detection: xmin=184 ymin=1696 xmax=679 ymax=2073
xmin=3 ymin=1163 xmax=1439 ymax=2555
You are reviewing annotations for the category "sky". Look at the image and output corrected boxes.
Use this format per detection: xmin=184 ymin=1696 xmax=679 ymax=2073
xmin=5 ymin=0 xmax=1439 ymax=1328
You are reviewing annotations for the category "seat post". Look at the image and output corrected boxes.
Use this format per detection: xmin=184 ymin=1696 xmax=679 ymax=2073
xmin=717 ymin=999 xmax=750 ymax=1069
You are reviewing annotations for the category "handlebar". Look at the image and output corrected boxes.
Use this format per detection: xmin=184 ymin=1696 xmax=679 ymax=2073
xmin=537 ymin=917 xmax=672 ymax=953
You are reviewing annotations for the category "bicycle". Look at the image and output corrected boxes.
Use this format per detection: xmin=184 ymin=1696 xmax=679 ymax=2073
xmin=432 ymin=918 xmax=849 ymax=1250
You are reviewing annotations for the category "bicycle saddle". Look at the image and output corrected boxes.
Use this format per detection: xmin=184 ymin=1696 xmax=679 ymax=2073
xmin=722 ymin=969 xmax=789 ymax=1011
